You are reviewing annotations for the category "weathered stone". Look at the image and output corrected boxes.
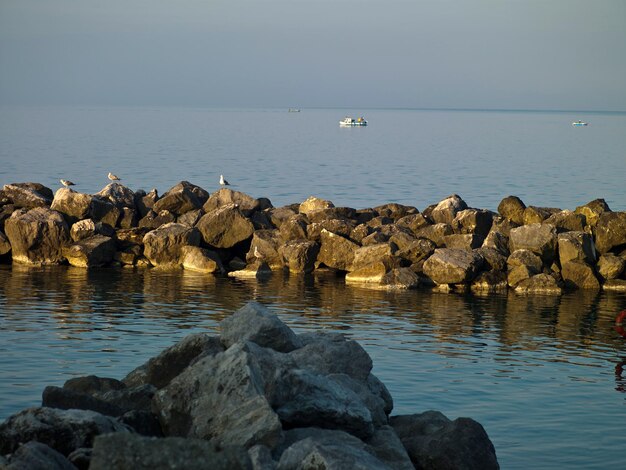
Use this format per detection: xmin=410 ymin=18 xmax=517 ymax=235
xmin=594 ymin=212 xmax=626 ymax=254
xmin=153 ymin=183 xmax=202 ymax=216
xmin=544 ymin=210 xmax=586 ymax=233
xmin=317 ymin=229 xmax=359 ymax=271
xmin=373 ymin=203 xmax=418 ymax=220
xmin=69 ymin=219 xmax=115 ymax=242
xmin=379 ymin=268 xmax=420 ymax=290
xmin=561 ymin=260 xmax=601 ymax=290
xmin=328 ymin=373 xmax=389 ymax=427
xmin=0 ymin=407 xmax=132 ymax=456
xmin=247 ymin=229 xmax=283 ymax=269
xmin=444 ymin=233 xmax=483 ymax=250
xmin=279 ymin=214 xmax=309 ymax=241
xmin=475 ymin=247 xmax=507 ymax=272
xmin=482 ymin=229 xmax=510 ymax=256
xmin=307 ymin=218 xmax=355 ymax=242
xmin=181 ymin=246 xmax=224 ymax=273
xmin=390 ymin=411 xmax=499 ymax=470
xmin=267 ymin=206 xmax=298 ymax=228
xmin=176 ymin=208 xmax=204 ymax=227
xmin=51 ymin=188 xmax=94 ymax=222
xmin=523 ymin=206 xmax=560 ymax=225
xmin=507 ymin=249 xmax=543 ymax=273
xmin=95 ymin=183 xmax=135 ymax=209
xmin=95 ymin=385 xmax=156 ymax=415
xmin=123 ymin=333 xmax=224 ymax=389
xmin=2 ymin=440 xmax=77 ymax=470
xmin=153 ymin=342 xmax=283 ymax=449
xmin=89 ymin=197 xmax=120 ymax=227
xmin=298 ymin=196 xmax=335 ymax=214
xmin=138 ymin=209 xmax=176 ymax=229
xmin=360 ymin=229 xmax=390 ymax=246
xmin=597 ymin=253 xmax=625 ymax=280
xmin=204 ymin=187 xmax=269 ymax=215
xmin=67 ymin=447 xmax=91 ymax=470
xmin=247 ymin=444 xmax=275 ymax=470
xmin=471 ymin=270 xmax=508 ymax=293
xmin=62 ymin=235 xmax=116 ymax=268
xmin=558 ymin=231 xmax=596 ymax=265
xmin=423 ymin=248 xmax=483 ymax=284
xmin=350 ymin=243 xmax=398 ymax=271
xmin=42 ymin=385 xmax=123 ymax=417
xmin=142 ymin=222 xmax=201 ymax=267
xmin=414 ymin=223 xmax=454 ymax=247
xmin=507 ymin=264 xmax=536 ymax=288
xmin=346 ymin=260 xmax=396 ymax=285
xmin=278 ymin=240 xmax=319 ymax=273
xmin=395 ymin=213 xmax=430 ymax=235
xmin=220 ymin=301 xmax=302 ymax=353
xmin=575 ymin=198 xmax=611 ymax=227
xmin=430 ymin=194 xmax=468 ymax=225
xmin=514 ymin=273 xmax=562 ymax=294
xmin=452 ymin=208 xmax=494 ymax=239
xmin=4 ymin=207 xmax=70 ymax=265
xmin=115 ymin=227 xmax=150 ymax=248
xmin=365 ymin=425 xmax=415 ymax=470
xmin=134 ymin=188 xmax=158 ymax=218
xmin=89 ymin=433 xmax=251 ymax=470
xmin=196 ymin=205 xmax=255 ymax=249
xmin=497 ymin=195 xmax=526 ymax=225
xmin=393 ymin=235 xmax=436 ymax=264
xmin=509 ymin=223 xmax=557 ymax=265
xmin=0 ymin=204 xmax=17 ymax=231
xmin=2 ymin=183 xmax=52 ymax=209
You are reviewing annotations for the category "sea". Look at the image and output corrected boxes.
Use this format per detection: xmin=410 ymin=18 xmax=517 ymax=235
xmin=1 ymin=106 xmax=625 ymax=469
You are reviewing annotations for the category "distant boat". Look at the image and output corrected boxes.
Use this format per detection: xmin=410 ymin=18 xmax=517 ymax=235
xmin=339 ymin=116 xmax=367 ymax=127
xmin=288 ymin=108 xmax=301 ymax=112
xmin=572 ymin=120 xmax=588 ymax=126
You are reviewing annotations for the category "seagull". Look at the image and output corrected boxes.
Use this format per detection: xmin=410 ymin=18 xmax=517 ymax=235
xmin=60 ymin=179 xmax=75 ymax=188
xmin=220 ymin=174 xmax=230 ymax=186
xmin=253 ymin=246 xmax=262 ymax=259
xmin=108 ymin=172 xmax=121 ymax=181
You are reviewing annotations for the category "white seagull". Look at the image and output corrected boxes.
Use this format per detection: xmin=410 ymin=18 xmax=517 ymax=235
xmin=60 ymin=179 xmax=75 ymax=188
xmin=220 ymin=174 xmax=230 ymax=186
xmin=108 ymin=172 xmax=121 ymax=181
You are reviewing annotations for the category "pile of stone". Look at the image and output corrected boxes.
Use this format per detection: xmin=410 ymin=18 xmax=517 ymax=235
xmin=1 ymin=181 xmax=625 ymax=293
xmin=0 ymin=302 xmax=500 ymax=469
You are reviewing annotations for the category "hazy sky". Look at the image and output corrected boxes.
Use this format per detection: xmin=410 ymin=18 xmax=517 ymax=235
xmin=1 ymin=0 xmax=625 ymax=110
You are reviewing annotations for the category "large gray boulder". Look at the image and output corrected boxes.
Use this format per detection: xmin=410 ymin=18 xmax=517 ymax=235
xmin=509 ymin=223 xmax=557 ymax=265
xmin=2 ymin=183 xmax=53 ymax=209
xmin=423 ymin=248 xmax=484 ymax=284
xmin=196 ymin=204 xmax=255 ymax=249
xmin=1 ymin=440 xmax=77 ymax=470
xmin=142 ymin=222 xmax=201 ymax=267
xmin=0 ymin=407 xmax=132 ymax=456
xmin=152 ymin=342 xmax=283 ymax=449
xmin=89 ymin=433 xmax=252 ymax=470
xmin=62 ymin=235 xmax=116 ymax=268
xmin=317 ymin=229 xmax=359 ymax=271
xmin=220 ymin=302 xmax=302 ymax=353
xmin=4 ymin=207 xmax=70 ymax=265
xmin=123 ymin=333 xmax=224 ymax=389
xmin=390 ymin=410 xmax=499 ymax=470
xmin=594 ymin=212 xmax=626 ymax=254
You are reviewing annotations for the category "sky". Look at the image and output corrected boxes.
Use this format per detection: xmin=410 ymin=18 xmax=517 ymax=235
xmin=0 ymin=0 xmax=625 ymax=111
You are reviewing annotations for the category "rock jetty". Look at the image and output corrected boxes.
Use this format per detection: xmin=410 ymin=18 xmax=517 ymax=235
xmin=1 ymin=181 xmax=625 ymax=293
xmin=0 ymin=302 xmax=500 ymax=469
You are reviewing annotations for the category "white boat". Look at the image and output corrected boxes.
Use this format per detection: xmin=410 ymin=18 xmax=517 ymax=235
xmin=572 ymin=120 xmax=588 ymax=126
xmin=339 ymin=116 xmax=367 ymax=127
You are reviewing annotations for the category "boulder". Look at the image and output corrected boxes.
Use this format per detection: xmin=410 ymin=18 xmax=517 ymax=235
xmin=507 ymin=264 xmax=535 ymax=288
xmin=69 ymin=219 xmax=115 ymax=242
xmin=142 ymin=223 xmax=201 ymax=267
xmin=373 ymin=203 xmax=418 ymax=220
xmin=390 ymin=411 xmax=499 ymax=470
xmin=42 ymin=385 xmax=124 ymax=417
xmin=514 ymin=273 xmax=562 ymax=294
xmin=507 ymin=249 xmax=543 ymax=273
xmin=181 ymin=246 xmax=224 ymax=273
xmin=452 ymin=209 xmax=494 ymax=239
xmin=471 ymin=270 xmax=508 ymax=293
xmin=247 ymin=229 xmax=283 ymax=270
xmin=574 ymin=198 xmax=611 ymax=227
xmin=317 ymin=229 xmax=359 ymax=271
xmin=63 ymin=375 xmax=125 ymax=395
xmin=123 ymin=333 xmax=224 ymax=389
xmin=509 ymin=223 xmax=557 ymax=265
xmin=597 ymin=253 xmax=625 ymax=280
xmin=2 ymin=183 xmax=53 ymax=209
xmin=307 ymin=219 xmax=355 ymax=242
xmin=50 ymin=188 xmax=94 ymax=222
xmin=298 ymin=196 xmax=334 ymax=215
xmin=196 ymin=205 xmax=255 ymax=249
xmin=482 ymin=230 xmax=510 ymax=256
xmin=95 ymin=183 xmax=135 ymax=209
xmin=422 ymin=248 xmax=484 ymax=285
xmin=350 ymin=243 xmax=398 ymax=271
xmin=475 ymin=247 xmax=507 ymax=272
xmin=561 ymin=260 xmax=601 ymax=290
xmin=557 ymin=231 xmax=596 ymax=265
xmin=227 ymin=261 xmax=273 ymax=279
xmin=392 ymin=235 xmax=436 ymax=264
xmin=153 ymin=342 xmax=283 ymax=449
xmin=522 ymin=206 xmax=560 ymax=225
xmin=379 ymin=268 xmax=420 ymax=289
xmin=89 ymin=197 xmax=121 ymax=227
xmin=134 ymin=188 xmax=158 ymax=218
xmin=497 ymin=195 xmax=526 ymax=225
xmin=0 ymin=407 xmax=132 ymax=456
xmin=138 ymin=209 xmax=176 ymax=229
xmin=268 ymin=206 xmax=298 ymax=228
xmin=395 ymin=213 xmax=430 ymax=235
xmin=430 ymin=194 xmax=468 ymax=225
xmin=153 ymin=182 xmax=203 ymax=216
xmin=594 ymin=212 xmax=626 ymax=254
xmin=1 ymin=441 xmax=76 ymax=470
xmin=278 ymin=240 xmax=319 ymax=273
xmin=443 ymin=233 xmax=483 ymax=250
xmin=220 ymin=301 xmax=302 ymax=353
xmin=543 ymin=210 xmax=586 ymax=233
xmin=89 ymin=433 xmax=251 ymax=470
xmin=414 ymin=223 xmax=454 ymax=248
xmin=203 ymin=187 xmax=269 ymax=215
xmin=4 ymin=207 xmax=70 ymax=265
xmin=176 ymin=208 xmax=204 ymax=227
xmin=62 ymin=235 xmax=116 ymax=268
xmin=279 ymin=214 xmax=309 ymax=241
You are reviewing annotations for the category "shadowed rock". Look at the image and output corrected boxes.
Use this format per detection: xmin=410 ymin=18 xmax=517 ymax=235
xmin=497 ymin=195 xmax=526 ymax=225
xmin=2 ymin=441 xmax=77 ymax=470
xmin=594 ymin=212 xmax=626 ymax=254
xmin=62 ymin=235 xmax=116 ymax=268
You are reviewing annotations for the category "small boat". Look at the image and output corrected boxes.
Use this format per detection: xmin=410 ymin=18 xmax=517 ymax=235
xmin=339 ymin=116 xmax=367 ymax=127
xmin=572 ymin=120 xmax=588 ymax=126
xmin=288 ymin=108 xmax=301 ymax=112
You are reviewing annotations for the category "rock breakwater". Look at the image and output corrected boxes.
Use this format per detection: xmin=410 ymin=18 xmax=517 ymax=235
xmin=1 ymin=181 xmax=625 ymax=293
xmin=0 ymin=302 xmax=500 ymax=469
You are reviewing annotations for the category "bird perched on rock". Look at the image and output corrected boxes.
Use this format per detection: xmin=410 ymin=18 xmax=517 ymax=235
xmin=220 ymin=174 xmax=230 ymax=186
xmin=108 ymin=172 xmax=121 ymax=181
xmin=60 ymin=179 xmax=75 ymax=188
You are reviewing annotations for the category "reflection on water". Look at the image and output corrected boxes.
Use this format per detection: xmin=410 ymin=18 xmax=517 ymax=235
xmin=1 ymin=264 xmax=625 ymax=469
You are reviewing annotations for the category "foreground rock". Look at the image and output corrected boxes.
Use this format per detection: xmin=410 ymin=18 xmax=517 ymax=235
xmin=0 ymin=302 xmax=499 ymax=469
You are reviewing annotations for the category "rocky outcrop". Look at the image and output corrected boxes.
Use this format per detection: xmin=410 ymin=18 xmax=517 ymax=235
xmin=0 ymin=302 xmax=499 ymax=469
xmin=0 ymin=183 xmax=625 ymax=293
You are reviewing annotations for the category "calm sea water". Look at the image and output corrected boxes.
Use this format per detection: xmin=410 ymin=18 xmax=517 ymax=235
xmin=1 ymin=107 xmax=626 ymax=469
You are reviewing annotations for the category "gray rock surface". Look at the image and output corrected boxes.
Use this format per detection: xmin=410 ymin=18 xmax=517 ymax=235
xmin=2 ymin=441 xmax=77 ymax=470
